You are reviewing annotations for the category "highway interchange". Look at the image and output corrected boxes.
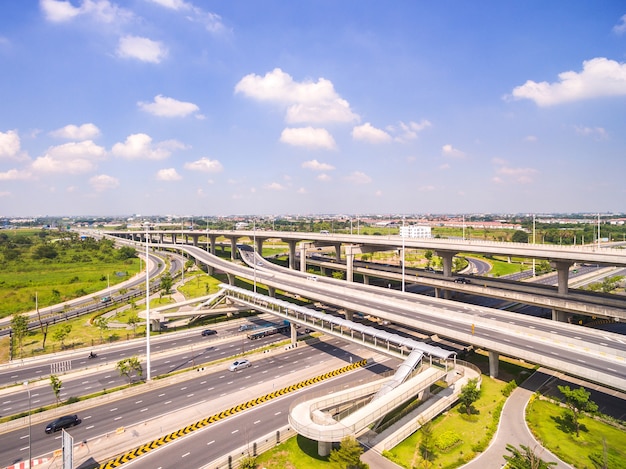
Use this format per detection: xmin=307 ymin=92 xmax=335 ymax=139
xmin=1 ymin=231 xmax=625 ymax=468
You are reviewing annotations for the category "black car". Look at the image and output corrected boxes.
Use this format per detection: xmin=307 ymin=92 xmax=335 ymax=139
xmin=454 ymin=277 xmax=471 ymax=284
xmin=201 ymin=329 xmax=217 ymax=336
xmin=45 ymin=415 xmax=81 ymax=434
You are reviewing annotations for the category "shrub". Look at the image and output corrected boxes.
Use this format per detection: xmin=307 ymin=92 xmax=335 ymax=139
xmin=435 ymin=431 xmax=462 ymax=451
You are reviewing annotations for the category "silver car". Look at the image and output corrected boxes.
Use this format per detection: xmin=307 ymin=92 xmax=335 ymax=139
xmin=229 ymin=359 xmax=251 ymax=371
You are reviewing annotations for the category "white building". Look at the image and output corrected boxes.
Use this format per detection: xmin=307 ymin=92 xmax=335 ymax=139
xmin=400 ymin=224 xmax=432 ymax=238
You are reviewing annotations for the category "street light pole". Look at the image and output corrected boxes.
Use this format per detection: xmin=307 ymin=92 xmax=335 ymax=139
xmin=23 ymin=381 xmax=31 ymax=468
xmin=145 ymin=224 xmax=151 ymax=381
xmin=253 ymin=218 xmax=257 ymax=293
xmin=402 ymin=216 xmax=406 ymax=293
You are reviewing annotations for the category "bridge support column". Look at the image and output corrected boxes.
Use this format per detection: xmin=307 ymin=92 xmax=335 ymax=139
xmin=300 ymin=243 xmax=308 ymax=273
xmin=435 ymin=250 xmax=457 ymax=300
xmin=287 ymin=240 xmax=297 ymax=269
xmin=334 ymin=244 xmax=342 ymax=262
xmin=230 ymin=238 xmax=238 ymax=261
xmin=159 ymin=233 xmax=164 ymax=243
xmin=550 ymin=260 xmax=573 ymax=295
xmin=267 ymin=286 xmax=276 ymax=297
xmin=191 ymin=234 xmax=200 ymax=246
xmin=345 ymin=246 xmax=354 ymax=282
xmin=318 ymin=440 xmax=332 ymax=457
xmin=290 ymin=323 xmax=298 ymax=345
xmin=208 ymin=235 xmax=217 ymax=254
xmin=488 ymin=350 xmax=499 ymax=378
xmin=363 ymin=275 xmax=370 ymax=285
xmin=255 ymin=237 xmax=264 ymax=257
xmin=226 ymin=273 xmax=235 ymax=285
xmin=552 ymin=309 xmax=571 ymax=322
xmin=344 ymin=310 xmax=354 ymax=321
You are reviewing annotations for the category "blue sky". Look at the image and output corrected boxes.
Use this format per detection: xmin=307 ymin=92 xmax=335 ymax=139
xmin=1 ymin=1 xmax=625 ymax=217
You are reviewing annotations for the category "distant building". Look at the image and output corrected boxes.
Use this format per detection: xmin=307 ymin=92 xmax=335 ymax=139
xmin=400 ymin=225 xmax=432 ymax=238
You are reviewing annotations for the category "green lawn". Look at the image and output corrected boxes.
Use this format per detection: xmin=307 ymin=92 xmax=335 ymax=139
xmin=527 ymin=398 xmax=626 ymax=469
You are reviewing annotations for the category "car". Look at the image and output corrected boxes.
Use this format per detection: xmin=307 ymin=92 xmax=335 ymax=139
xmin=45 ymin=415 xmax=81 ymax=434
xmin=454 ymin=277 xmax=471 ymax=284
xmin=306 ymin=275 xmax=318 ymax=281
xmin=201 ymin=329 xmax=217 ymax=336
xmin=229 ymin=359 xmax=251 ymax=371
xmin=238 ymin=324 xmax=254 ymax=332
xmin=304 ymin=328 xmax=313 ymax=334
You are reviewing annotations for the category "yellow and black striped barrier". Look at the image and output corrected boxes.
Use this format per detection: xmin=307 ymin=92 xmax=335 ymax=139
xmin=98 ymin=359 xmax=367 ymax=468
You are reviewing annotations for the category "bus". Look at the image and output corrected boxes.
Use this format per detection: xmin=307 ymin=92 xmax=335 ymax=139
xmin=247 ymin=323 xmax=290 ymax=340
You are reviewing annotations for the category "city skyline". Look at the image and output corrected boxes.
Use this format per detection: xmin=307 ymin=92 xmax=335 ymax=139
xmin=1 ymin=1 xmax=625 ymax=217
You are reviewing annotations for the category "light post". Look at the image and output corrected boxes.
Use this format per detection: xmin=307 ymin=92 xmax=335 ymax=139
xmin=401 ymin=216 xmax=406 ymax=293
xmin=23 ymin=381 xmax=31 ymax=468
xmin=532 ymin=214 xmax=536 ymax=277
xmin=145 ymin=224 xmax=151 ymax=381
xmin=253 ymin=218 xmax=257 ymax=293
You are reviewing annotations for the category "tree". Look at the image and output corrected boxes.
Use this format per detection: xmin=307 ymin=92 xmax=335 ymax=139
xmin=93 ymin=315 xmax=109 ymax=342
xmin=10 ymin=312 xmax=29 ymax=358
xmin=160 ymin=271 xmax=173 ymax=295
xmin=52 ymin=323 xmax=72 ymax=348
xmin=50 ymin=375 xmax=63 ymax=406
xmin=512 ymin=230 xmax=529 ymax=243
xmin=116 ymin=357 xmax=143 ymax=384
xmin=418 ymin=420 xmax=436 ymax=467
xmin=503 ymin=444 xmax=556 ymax=468
xmin=127 ymin=312 xmax=140 ymax=335
xmin=328 ymin=436 xmax=368 ymax=469
xmin=557 ymin=385 xmax=598 ymax=437
xmin=459 ymin=378 xmax=481 ymax=415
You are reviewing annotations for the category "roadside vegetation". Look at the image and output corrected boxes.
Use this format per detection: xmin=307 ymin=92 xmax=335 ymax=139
xmin=0 ymin=229 xmax=139 ymax=318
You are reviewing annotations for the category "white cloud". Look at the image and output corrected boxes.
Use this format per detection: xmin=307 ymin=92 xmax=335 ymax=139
xmin=112 ymin=134 xmax=172 ymax=160
xmin=0 ymin=169 xmax=33 ymax=181
xmin=575 ymin=126 xmax=608 ymax=140
xmin=32 ymin=140 xmax=106 ymax=174
xmin=147 ymin=0 xmax=227 ymax=35
xmin=40 ymin=0 xmax=132 ymax=24
xmin=156 ymin=168 xmax=182 ymax=181
xmin=89 ymin=174 xmax=119 ymax=192
xmin=442 ymin=144 xmax=466 ymax=158
xmin=317 ymin=173 xmax=331 ymax=182
xmin=302 ymin=159 xmax=335 ymax=171
xmin=138 ymin=95 xmax=201 ymax=118
xmin=50 ymin=123 xmax=101 ymax=140
xmin=235 ymin=68 xmax=359 ymax=124
xmin=395 ymin=120 xmax=432 ymax=141
xmin=265 ymin=182 xmax=285 ymax=190
xmin=613 ymin=14 xmax=626 ymax=34
xmin=280 ymin=127 xmax=337 ymax=150
xmin=0 ymin=130 xmax=29 ymax=161
xmin=493 ymin=165 xmax=538 ymax=184
xmin=345 ymin=171 xmax=372 ymax=184
xmin=184 ymin=157 xmax=223 ymax=172
xmin=524 ymin=135 xmax=538 ymax=143
xmin=117 ymin=36 xmax=167 ymax=63
xmin=508 ymin=58 xmax=626 ymax=106
xmin=352 ymin=123 xmax=392 ymax=143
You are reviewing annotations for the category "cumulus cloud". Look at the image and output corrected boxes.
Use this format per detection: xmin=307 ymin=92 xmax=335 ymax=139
xmin=235 ymin=68 xmax=359 ymax=124
xmin=0 ymin=169 xmax=33 ymax=181
xmin=394 ymin=120 xmax=432 ymax=141
xmin=50 ymin=123 xmax=101 ymax=140
xmin=90 ymin=174 xmax=119 ymax=191
xmin=265 ymin=182 xmax=286 ymax=190
xmin=613 ymin=14 xmax=626 ymax=34
xmin=507 ymin=58 xmax=626 ymax=106
xmin=146 ymin=0 xmax=227 ymax=35
xmin=317 ymin=173 xmax=331 ymax=182
xmin=575 ymin=126 xmax=608 ymax=140
xmin=31 ymin=140 xmax=106 ymax=174
xmin=442 ymin=144 xmax=466 ymax=158
xmin=184 ymin=157 xmax=223 ymax=172
xmin=352 ymin=123 xmax=392 ymax=143
xmin=111 ymin=134 xmax=173 ymax=160
xmin=156 ymin=168 xmax=182 ymax=181
xmin=280 ymin=127 xmax=337 ymax=150
xmin=138 ymin=95 xmax=201 ymax=118
xmin=40 ymin=0 xmax=132 ymax=24
xmin=345 ymin=171 xmax=372 ymax=184
xmin=117 ymin=35 xmax=167 ymax=63
xmin=302 ymin=159 xmax=335 ymax=171
xmin=0 ymin=130 xmax=29 ymax=161
xmin=492 ymin=160 xmax=538 ymax=184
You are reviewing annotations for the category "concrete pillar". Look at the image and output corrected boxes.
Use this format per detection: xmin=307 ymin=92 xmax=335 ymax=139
xmin=488 ymin=350 xmax=499 ymax=378
xmin=287 ymin=240 xmax=297 ymax=269
xmin=290 ymin=323 xmax=297 ymax=345
xmin=226 ymin=273 xmax=235 ymax=285
xmin=268 ymin=286 xmax=276 ymax=298
xmin=191 ymin=234 xmax=200 ymax=246
xmin=435 ymin=250 xmax=457 ymax=300
xmin=300 ymin=244 xmax=308 ymax=273
xmin=344 ymin=310 xmax=354 ymax=321
xmin=172 ymin=233 xmax=177 ymax=244
xmin=334 ymin=244 xmax=341 ymax=262
xmin=345 ymin=246 xmax=354 ymax=283
xmin=552 ymin=309 xmax=571 ymax=322
xmin=318 ymin=440 xmax=332 ymax=457
xmin=550 ymin=260 xmax=573 ymax=295
xmin=208 ymin=235 xmax=217 ymax=255
xmin=159 ymin=233 xmax=164 ymax=243
xmin=363 ymin=275 xmax=370 ymax=285
xmin=230 ymin=237 xmax=238 ymax=261
xmin=255 ymin=237 xmax=264 ymax=256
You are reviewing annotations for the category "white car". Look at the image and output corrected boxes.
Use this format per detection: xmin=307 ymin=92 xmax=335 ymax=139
xmin=229 ymin=359 xmax=251 ymax=371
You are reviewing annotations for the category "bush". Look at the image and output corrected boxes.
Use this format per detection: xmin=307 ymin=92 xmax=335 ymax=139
xmin=435 ymin=431 xmax=462 ymax=451
xmin=501 ymin=380 xmax=517 ymax=397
